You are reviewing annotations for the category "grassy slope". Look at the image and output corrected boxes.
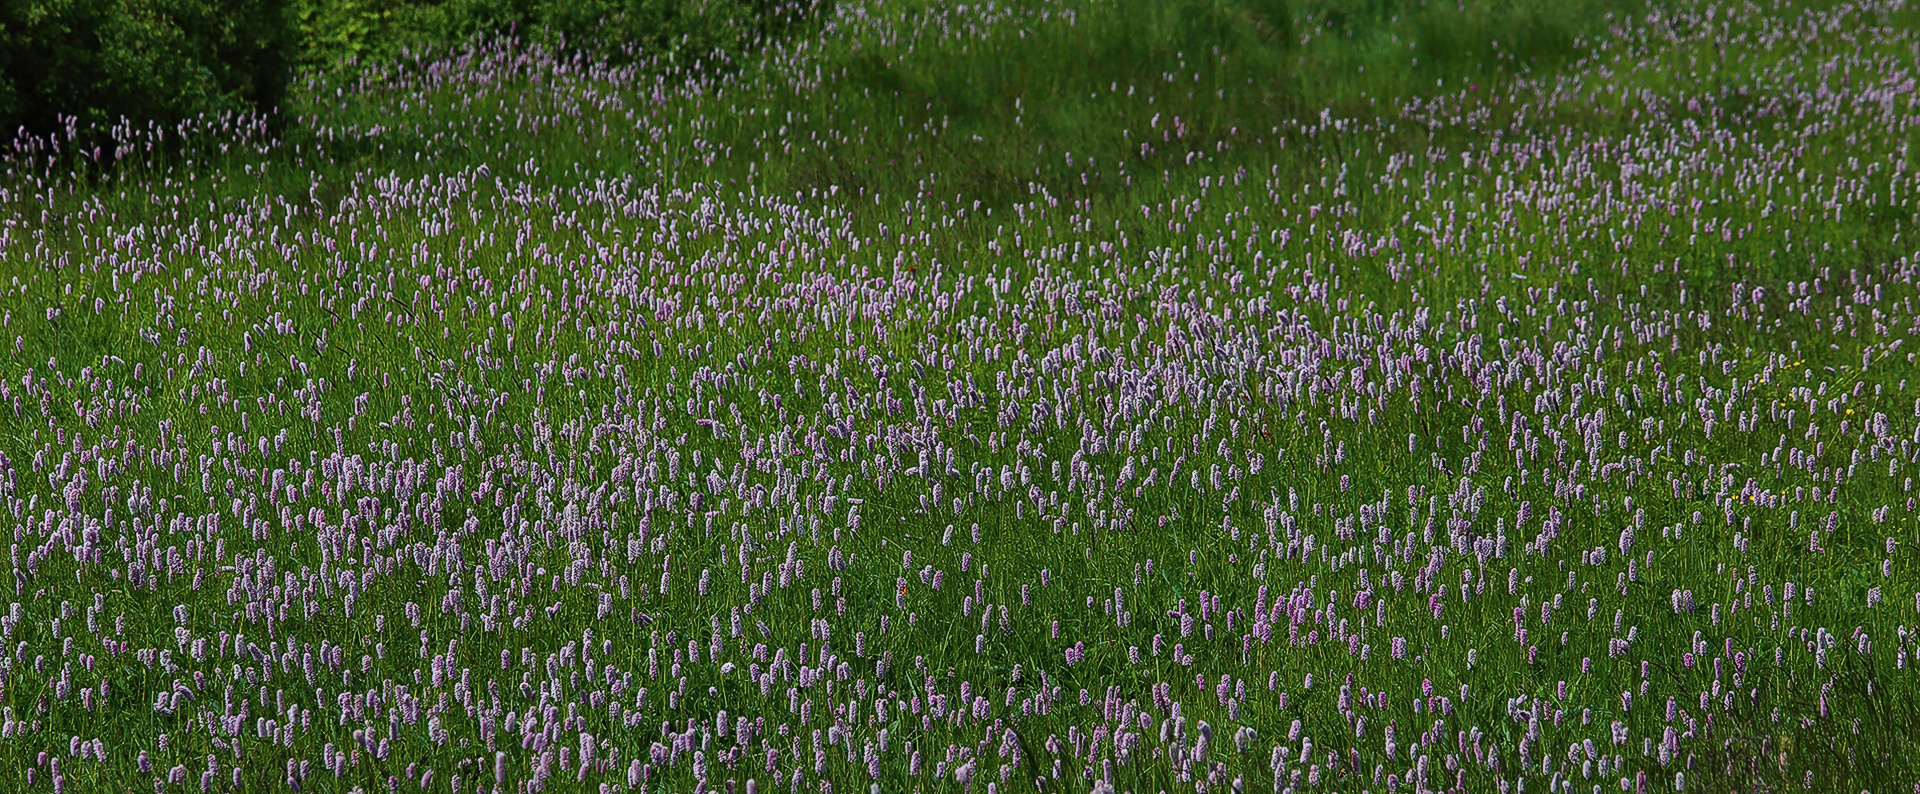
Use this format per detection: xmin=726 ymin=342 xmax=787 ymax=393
xmin=2 ymin=0 xmax=1920 ymax=791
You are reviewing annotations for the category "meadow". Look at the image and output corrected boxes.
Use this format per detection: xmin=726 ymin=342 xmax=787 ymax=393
xmin=1 ymin=0 xmax=1919 ymax=791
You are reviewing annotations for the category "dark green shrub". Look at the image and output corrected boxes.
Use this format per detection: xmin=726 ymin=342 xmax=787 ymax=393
xmin=0 ymin=0 xmax=295 ymax=146
xmin=290 ymin=0 xmax=834 ymax=72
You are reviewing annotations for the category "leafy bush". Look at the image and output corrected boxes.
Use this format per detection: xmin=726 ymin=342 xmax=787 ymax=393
xmin=0 ymin=0 xmax=295 ymax=145
xmin=0 ymin=0 xmax=826 ymax=156
xmin=290 ymin=0 xmax=835 ymax=71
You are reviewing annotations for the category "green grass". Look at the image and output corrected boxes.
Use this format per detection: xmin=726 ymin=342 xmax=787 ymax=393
xmin=2 ymin=0 xmax=1920 ymax=792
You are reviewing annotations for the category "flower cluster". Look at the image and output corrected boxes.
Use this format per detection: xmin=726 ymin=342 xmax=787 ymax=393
xmin=0 ymin=0 xmax=1917 ymax=791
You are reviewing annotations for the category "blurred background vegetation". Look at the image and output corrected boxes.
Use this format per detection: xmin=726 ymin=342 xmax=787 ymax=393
xmin=287 ymin=0 xmax=834 ymax=71
xmin=0 ymin=0 xmax=295 ymax=141
xmin=0 ymin=0 xmax=1621 ymax=157
xmin=0 ymin=0 xmax=835 ymax=147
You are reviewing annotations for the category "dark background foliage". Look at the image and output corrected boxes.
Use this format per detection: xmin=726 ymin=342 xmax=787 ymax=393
xmin=0 ymin=0 xmax=295 ymax=144
xmin=0 ymin=0 xmax=832 ymax=148
xmin=288 ymin=0 xmax=835 ymax=71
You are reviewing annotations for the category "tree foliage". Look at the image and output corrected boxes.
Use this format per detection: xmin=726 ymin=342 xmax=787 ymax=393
xmin=0 ymin=0 xmax=295 ymax=145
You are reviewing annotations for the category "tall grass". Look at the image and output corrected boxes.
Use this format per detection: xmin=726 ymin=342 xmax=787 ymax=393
xmin=1 ymin=0 xmax=1917 ymax=792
